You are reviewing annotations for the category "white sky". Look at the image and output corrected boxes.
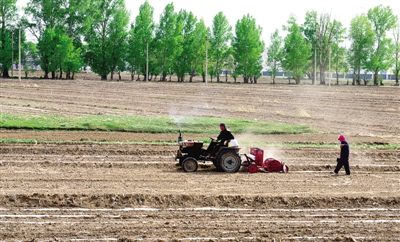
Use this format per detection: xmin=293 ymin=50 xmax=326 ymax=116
xmin=16 ymin=0 xmax=399 ymax=44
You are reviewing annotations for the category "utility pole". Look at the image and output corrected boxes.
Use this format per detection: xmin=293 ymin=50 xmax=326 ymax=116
xmin=314 ymin=46 xmax=316 ymax=85
xmin=11 ymin=31 xmax=14 ymax=78
xmin=314 ymin=22 xmax=317 ymax=86
xmin=146 ymin=39 xmax=148 ymax=82
xmin=328 ymin=44 xmax=331 ymax=88
xmin=205 ymin=37 xmax=208 ymax=84
xmin=19 ymin=28 xmax=21 ymax=81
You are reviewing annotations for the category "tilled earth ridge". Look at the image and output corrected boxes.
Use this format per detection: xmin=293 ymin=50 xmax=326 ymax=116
xmin=0 ymin=79 xmax=399 ymax=241
xmin=0 ymin=141 xmax=399 ymax=241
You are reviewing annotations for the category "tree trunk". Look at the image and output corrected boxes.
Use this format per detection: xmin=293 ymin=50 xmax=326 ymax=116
xmin=110 ymin=71 xmax=114 ymax=80
xmin=2 ymin=67 xmax=10 ymax=78
xmin=216 ymin=63 xmax=220 ymax=82
xmin=101 ymin=75 xmax=107 ymax=80
xmin=374 ymin=69 xmax=379 ymax=86
xmin=336 ymin=69 xmax=339 ymax=85
xmin=44 ymin=69 xmax=49 ymax=79
xmin=319 ymin=66 xmax=325 ymax=85
xmin=363 ymin=71 xmax=368 ymax=86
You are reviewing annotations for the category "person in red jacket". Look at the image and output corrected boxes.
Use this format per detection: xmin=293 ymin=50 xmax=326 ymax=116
xmin=333 ymin=134 xmax=351 ymax=175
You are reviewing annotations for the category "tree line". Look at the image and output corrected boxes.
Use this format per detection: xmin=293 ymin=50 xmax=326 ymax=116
xmin=0 ymin=1 xmax=399 ymax=86
xmin=266 ymin=5 xmax=399 ymax=86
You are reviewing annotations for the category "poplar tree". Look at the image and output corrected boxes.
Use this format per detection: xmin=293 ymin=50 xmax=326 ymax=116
xmin=84 ymin=0 xmax=129 ymax=80
xmin=347 ymin=14 xmax=375 ymax=85
xmin=266 ymin=29 xmax=283 ymax=84
xmin=175 ymin=9 xmax=197 ymax=82
xmin=210 ymin=12 xmax=232 ymax=82
xmin=131 ymin=0 xmax=155 ymax=81
xmin=281 ymin=15 xmax=311 ymax=84
xmin=367 ymin=5 xmax=397 ymax=85
xmin=0 ymin=0 xmax=18 ymax=77
xmin=232 ymin=14 xmax=265 ymax=83
xmin=154 ymin=3 xmax=179 ymax=81
xmin=393 ymin=21 xmax=400 ymax=85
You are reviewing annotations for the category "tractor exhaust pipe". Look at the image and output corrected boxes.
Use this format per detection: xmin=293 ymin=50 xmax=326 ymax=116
xmin=178 ymin=129 xmax=182 ymax=143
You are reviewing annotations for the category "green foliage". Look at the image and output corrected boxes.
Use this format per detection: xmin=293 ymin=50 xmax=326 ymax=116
xmin=210 ymin=12 xmax=232 ymax=82
xmin=311 ymin=12 xmax=346 ymax=84
xmin=24 ymin=0 xmax=87 ymax=79
xmin=154 ymin=3 xmax=180 ymax=81
xmin=84 ymin=0 xmax=129 ymax=80
xmin=0 ymin=0 xmax=18 ymax=77
xmin=301 ymin=11 xmax=319 ymax=83
xmin=131 ymin=0 xmax=155 ymax=80
xmin=282 ymin=15 xmax=311 ymax=84
xmin=266 ymin=29 xmax=283 ymax=83
xmin=22 ymin=41 xmax=40 ymax=77
xmin=192 ymin=20 xmax=208 ymax=82
xmin=175 ymin=9 xmax=199 ymax=82
xmin=393 ymin=22 xmax=400 ymax=85
xmin=367 ymin=5 xmax=397 ymax=85
xmin=0 ymin=113 xmax=317 ymax=135
xmin=348 ymin=14 xmax=375 ymax=85
xmin=232 ymin=14 xmax=265 ymax=83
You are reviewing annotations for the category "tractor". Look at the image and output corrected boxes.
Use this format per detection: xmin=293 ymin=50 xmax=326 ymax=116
xmin=175 ymin=130 xmax=241 ymax=173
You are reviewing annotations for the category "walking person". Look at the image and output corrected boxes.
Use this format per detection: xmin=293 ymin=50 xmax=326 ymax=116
xmin=333 ymin=134 xmax=351 ymax=175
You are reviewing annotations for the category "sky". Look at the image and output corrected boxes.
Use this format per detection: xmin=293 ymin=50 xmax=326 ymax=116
xmin=16 ymin=0 xmax=400 ymax=45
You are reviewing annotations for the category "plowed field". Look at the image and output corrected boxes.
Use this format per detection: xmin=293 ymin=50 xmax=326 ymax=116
xmin=0 ymin=78 xmax=399 ymax=241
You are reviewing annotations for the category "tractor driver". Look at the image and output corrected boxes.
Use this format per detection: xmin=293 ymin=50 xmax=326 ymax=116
xmin=216 ymin=123 xmax=234 ymax=146
xmin=208 ymin=123 xmax=235 ymax=157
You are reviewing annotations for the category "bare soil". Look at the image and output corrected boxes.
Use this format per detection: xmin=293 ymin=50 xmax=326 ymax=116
xmin=0 ymin=77 xmax=399 ymax=241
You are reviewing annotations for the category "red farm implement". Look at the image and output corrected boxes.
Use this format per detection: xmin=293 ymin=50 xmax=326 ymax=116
xmin=242 ymin=147 xmax=289 ymax=173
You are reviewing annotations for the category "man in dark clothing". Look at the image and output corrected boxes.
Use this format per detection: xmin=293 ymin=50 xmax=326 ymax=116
xmin=216 ymin=123 xmax=234 ymax=146
xmin=333 ymin=134 xmax=350 ymax=175
xmin=207 ymin=123 xmax=234 ymax=157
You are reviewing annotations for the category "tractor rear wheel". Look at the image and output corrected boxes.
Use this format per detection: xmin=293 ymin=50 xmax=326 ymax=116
xmin=217 ymin=150 xmax=241 ymax=173
xmin=182 ymin=157 xmax=198 ymax=172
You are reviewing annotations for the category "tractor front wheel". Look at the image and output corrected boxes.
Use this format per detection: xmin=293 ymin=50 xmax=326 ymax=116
xmin=182 ymin=157 xmax=198 ymax=172
xmin=217 ymin=150 xmax=241 ymax=173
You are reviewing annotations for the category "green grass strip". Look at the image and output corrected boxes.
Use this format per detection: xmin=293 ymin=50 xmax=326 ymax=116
xmin=0 ymin=113 xmax=317 ymax=135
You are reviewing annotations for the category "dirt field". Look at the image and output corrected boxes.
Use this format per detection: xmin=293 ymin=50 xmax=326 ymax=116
xmin=0 ymin=77 xmax=399 ymax=241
